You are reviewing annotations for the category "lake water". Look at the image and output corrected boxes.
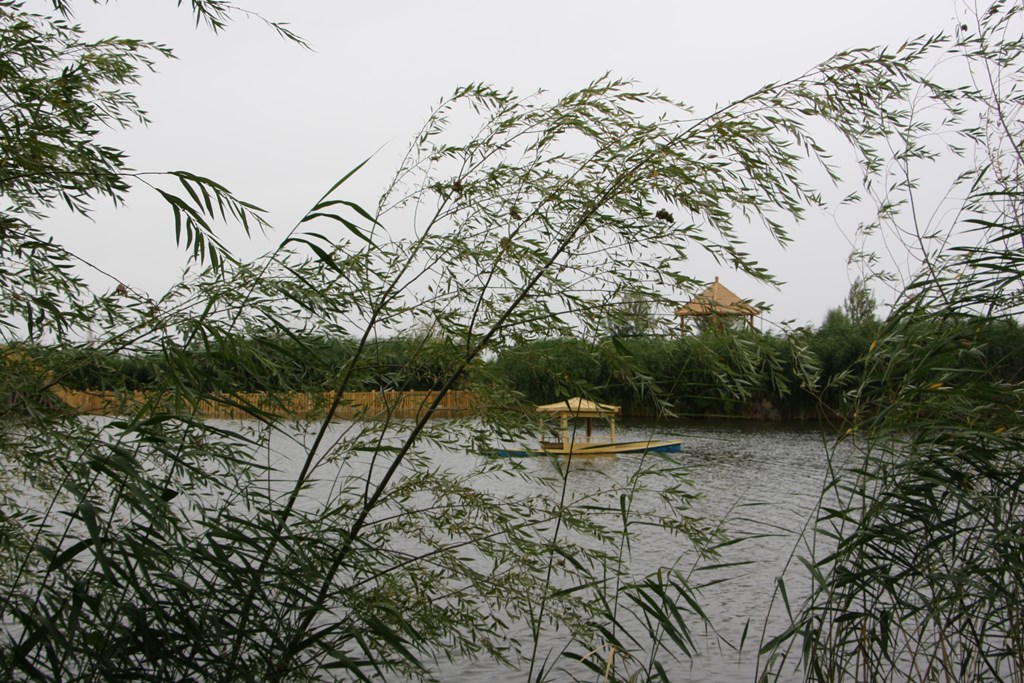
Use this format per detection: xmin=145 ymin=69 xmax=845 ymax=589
xmin=638 ymin=420 xmax=835 ymax=683
xmin=265 ymin=418 xmax=839 ymax=682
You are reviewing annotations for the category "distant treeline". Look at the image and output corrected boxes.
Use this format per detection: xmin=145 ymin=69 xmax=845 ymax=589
xmin=28 ymin=312 xmax=1024 ymax=420
xmin=492 ymin=313 xmax=1024 ymax=419
xmin=40 ymin=336 xmax=469 ymax=394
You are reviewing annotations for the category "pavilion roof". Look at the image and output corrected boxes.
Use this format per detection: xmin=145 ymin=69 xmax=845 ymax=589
xmin=536 ymin=397 xmax=620 ymax=418
xmin=674 ymin=277 xmax=760 ymax=318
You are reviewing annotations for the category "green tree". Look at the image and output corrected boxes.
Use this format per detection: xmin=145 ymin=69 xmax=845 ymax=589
xmin=808 ymin=306 xmax=874 ymax=409
xmin=604 ymin=292 xmax=660 ymax=338
xmin=842 ymin=276 xmax=878 ymax=327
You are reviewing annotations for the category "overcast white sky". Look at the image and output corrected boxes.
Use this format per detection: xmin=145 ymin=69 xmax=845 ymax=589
xmin=44 ymin=0 xmax=971 ymax=330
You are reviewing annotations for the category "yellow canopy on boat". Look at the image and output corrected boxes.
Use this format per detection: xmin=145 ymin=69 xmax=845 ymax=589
xmin=535 ymin=397 xmax=620 ymax=418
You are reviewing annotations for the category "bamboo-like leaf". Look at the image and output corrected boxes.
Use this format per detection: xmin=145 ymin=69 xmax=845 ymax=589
xmin=300 ymin=211 xmax=374 ymax=245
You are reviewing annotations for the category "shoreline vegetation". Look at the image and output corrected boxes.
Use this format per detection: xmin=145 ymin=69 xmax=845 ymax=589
xmin=17 ymin=310 xmax=1024 ymax=422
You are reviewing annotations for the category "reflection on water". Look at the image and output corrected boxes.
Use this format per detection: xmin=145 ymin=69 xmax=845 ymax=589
xmin=266 ymin=418 xmax=837 ymax=683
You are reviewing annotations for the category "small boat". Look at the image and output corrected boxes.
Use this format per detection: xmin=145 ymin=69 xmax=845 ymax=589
xmin=497 ymin=397 xmax=682 ymax=457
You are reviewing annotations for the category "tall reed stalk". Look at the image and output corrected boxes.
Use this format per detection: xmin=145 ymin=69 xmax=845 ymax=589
xmin=762 ymin=4 xmax=1024 ymax=681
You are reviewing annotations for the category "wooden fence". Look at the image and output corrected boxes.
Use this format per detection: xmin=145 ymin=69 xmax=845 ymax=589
xmin=53 ymin=388 xmax=477 ymax=421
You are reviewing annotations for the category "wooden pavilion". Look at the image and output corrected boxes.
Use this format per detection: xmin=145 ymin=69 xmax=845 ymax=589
xmin=675 ymin=276 xmax=760 ymax=332
xmin=535 ymin=397 xmax=621 ymax=448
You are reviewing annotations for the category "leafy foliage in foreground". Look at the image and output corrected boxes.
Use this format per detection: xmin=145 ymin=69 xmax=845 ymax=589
xmin=3 ymin=1 xmax=1018 ymax=681
xmin=760 ymin=5 xmax=1024 ymax=681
